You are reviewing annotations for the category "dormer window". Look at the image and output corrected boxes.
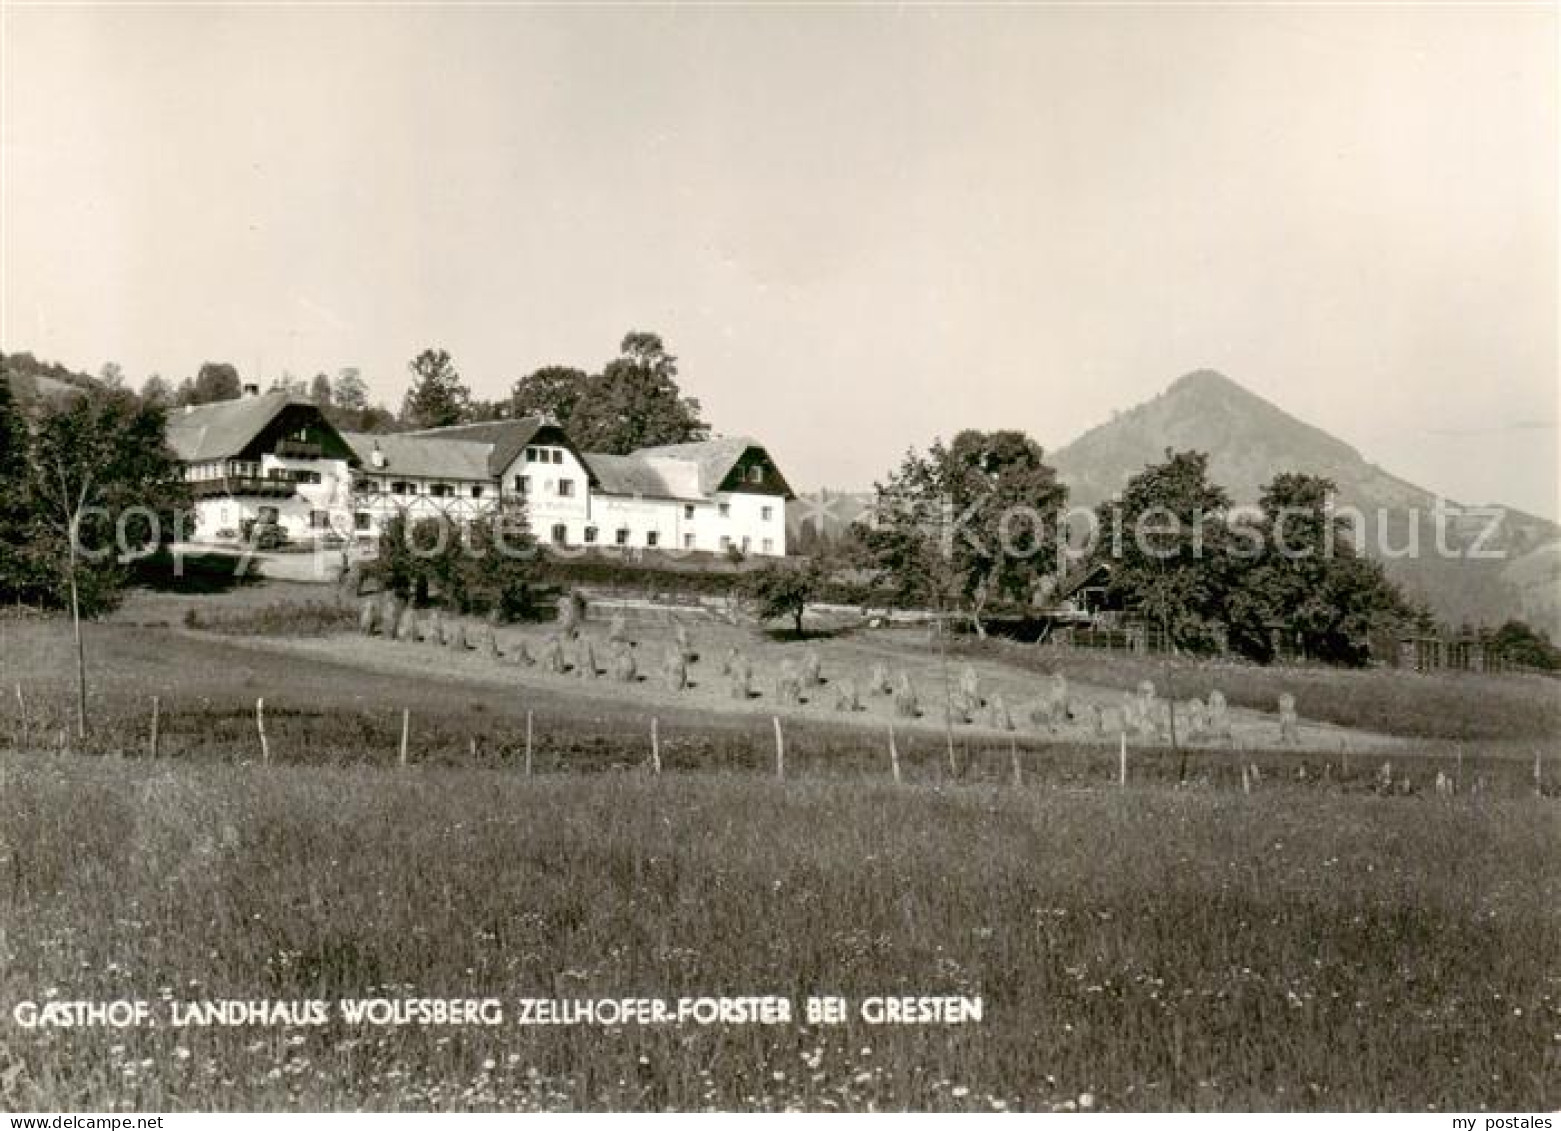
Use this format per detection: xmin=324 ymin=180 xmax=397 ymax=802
xmin=747 ymin=465 xmax=763 ymax=484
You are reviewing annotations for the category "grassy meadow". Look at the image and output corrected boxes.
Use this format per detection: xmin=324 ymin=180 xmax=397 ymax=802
xmin=1 ymin=756 xmax=1557 ymax=1111
xmin=1 ymin=585 xmax=1558 ymax=1110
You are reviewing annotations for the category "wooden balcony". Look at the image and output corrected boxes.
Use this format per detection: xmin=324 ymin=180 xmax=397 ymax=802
xmin=189 ymin=475 xmax=298 ymax=499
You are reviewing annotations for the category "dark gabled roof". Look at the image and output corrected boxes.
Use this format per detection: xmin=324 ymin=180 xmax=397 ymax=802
xmin=340 ymin=431 xmax=494 ymax=482
xmin=164 ymin=391 xmax=308 ymax=462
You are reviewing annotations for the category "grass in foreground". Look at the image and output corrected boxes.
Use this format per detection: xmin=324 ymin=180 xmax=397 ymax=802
xmin=1 ymin=755 xmax=1556 ymax=1111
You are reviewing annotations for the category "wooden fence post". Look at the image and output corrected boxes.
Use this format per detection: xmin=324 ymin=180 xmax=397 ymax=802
xmin=1536 ymin=749 xmax=1544 ymax=797
xmin=149 ymin=696 xmax=160 ymax=759
xmin=1118 ymin=731 xmax=1127 ymax=789
xmin=14 ymin=682 xmax=26 ymax=753
xmin=1010 ymin=737 xmax=1022 ymax=788
xmin=256 ymin=697 xmax=270 ymax=766
xmin=773 ymin=716 xmax=785 ymax=781
xmin=525 ymin=710 xmax=534 ymax=776
xmin=399 ymin=708 xmax=410 ymax=768
xmin=651 ymin=716 xmax=661 ymax=775
xmin=888 ymin=725 xmax=901 ymax=784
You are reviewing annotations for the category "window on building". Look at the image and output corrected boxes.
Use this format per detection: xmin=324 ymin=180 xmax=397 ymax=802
xmin=761 ymin=505 xmax=773 ymax=521
xmin=310 ymin=510 xmax=330 ymax=529
xmin=584 ymin=526 xmax=598 ymax=544
xmin=741 ymin=536 xmax=751 ymax=552
xmin=525 ymin=447 xmax=538 ymax=462
xmin=557 ymin=479 xmax=574 ymax=497
xmin=646 ymin=531 xmax=659 ymax=548
xmin=355 ymin=512 xmax=372 ymax=531
xmin=471 ymin=486 xmax=484 ymax=498
xmin=429 ymin=483 xmax=453 ymax=498
xmin=615 ymin=528 xmax=630 ymax=546
xmin=762 ymin=538 xmax=774 ymax=554
xmin=748 ymin=465 xmax=763 ymax=484
xmin=683 ymin=504 xmax=695 ymax=520
xmin=513 ymin=476 xmax=530 ymax=495
xmin=551 ymin=523 xmax=567 ymax=544
xmin=391 ymin=481 xmax=415 ymax=496
xmin=719 ymin=503 xmax=730 ymax=518
xmin=551 ymin=450 xmax=563 ymax=465
xmin=683 ymin=533 xmax=695 ymax=550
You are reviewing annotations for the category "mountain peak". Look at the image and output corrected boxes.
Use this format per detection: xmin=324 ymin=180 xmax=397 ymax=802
xmin=1165 ymin=368 xmax=1251 ymax=400
xmin=1049 ymin=370 xmax=1561 ymax=635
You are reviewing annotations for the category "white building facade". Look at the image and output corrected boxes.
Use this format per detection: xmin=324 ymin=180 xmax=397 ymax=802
xmin=169 ymin=392 xmax=793 ymax=558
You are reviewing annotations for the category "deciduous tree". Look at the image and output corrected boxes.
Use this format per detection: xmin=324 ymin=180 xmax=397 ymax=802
xmin=567 ymin=333 xmax=708 ymax=454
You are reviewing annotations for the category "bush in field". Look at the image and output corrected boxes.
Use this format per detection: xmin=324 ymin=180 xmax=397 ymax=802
xmin=868 ymin=662 xmax=891 ymax=695
xmin=358 ymin=599 xmax=377 ymax=635
xmin=893 ymin=673 xmax=919 ymax=718
xmin=988 ymin=691 xmax=1014 ymax=731
xmin=507 ymin=637 xmax=534 ymax=668
xmin=367 ymin=514 xmax=537 ymax=622
xmin=446 ymin=620 xmax=468 ymax=651
xmin=740 ymin=558 xmax=826 ymax=635
xmin=395 ymin=606 xmax=418 ymax=642
xmin=482 ymin=623 xmax=501 ymax=660
xmin=422 ymin=609 xmax=443 ymax=645
xmin=775 ymin=660 xmax=801 ymax=705
xmin=800 ymin=650 xmax=823 ymax=688
xmin=539 ymin=635 xmax=566 ymax=674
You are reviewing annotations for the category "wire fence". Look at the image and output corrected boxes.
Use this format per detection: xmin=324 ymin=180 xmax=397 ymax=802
xmin=3 ymin=679 xmax=1550 ymax=799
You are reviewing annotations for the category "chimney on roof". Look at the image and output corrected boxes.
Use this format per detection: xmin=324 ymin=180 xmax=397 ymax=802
xmin=241 ymin=382 xmax=260 ymax=398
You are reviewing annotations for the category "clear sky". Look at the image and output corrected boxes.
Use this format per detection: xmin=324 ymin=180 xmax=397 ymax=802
xmin=3 ymin=4 xmax=1555 ymax=517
